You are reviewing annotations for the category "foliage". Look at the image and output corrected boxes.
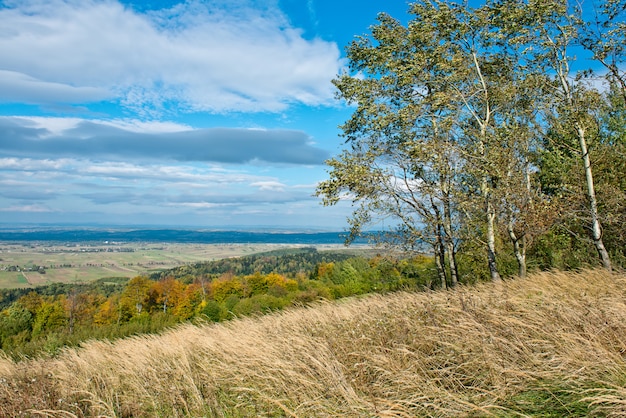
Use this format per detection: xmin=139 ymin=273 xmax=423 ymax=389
xmin=0 ymin=276 xmax=127 ymax=310
xmin=148 ymin=247 xmax=364 ymax=281
xmin=0 ymin=250 xmax=434 ymax=359
xmin=316 ymin=0 xmax=626 ymax=283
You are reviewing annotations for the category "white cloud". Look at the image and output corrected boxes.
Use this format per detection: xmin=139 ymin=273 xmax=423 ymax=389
xmin=251 ymin=181 xmax=287 ymax=191
xmin=0 ymin=157 xmax=274 ymax=187
xmin=0 ymin=157 xmax=72 ymax=171
xmin=0 ymin=0 xmax=342 ymax=114
xmin=171 ymin=202 xmax=236 ymax=209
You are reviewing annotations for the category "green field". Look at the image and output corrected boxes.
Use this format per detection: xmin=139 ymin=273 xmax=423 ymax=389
xmin=0 ymin=243 xmax=334 ymax=289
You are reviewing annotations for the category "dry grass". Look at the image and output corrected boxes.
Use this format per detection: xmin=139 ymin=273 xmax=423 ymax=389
xmin=1 ymin=269 xmax=625 ymax=417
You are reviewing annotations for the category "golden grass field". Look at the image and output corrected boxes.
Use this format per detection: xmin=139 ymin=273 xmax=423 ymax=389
xmin=1 ymin=269 xmax=625 ymax=417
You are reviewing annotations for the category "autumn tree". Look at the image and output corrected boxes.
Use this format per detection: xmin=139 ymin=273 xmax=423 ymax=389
xmin=93 ymin=296 xmax=120 ymax=325
xmin=209 ymin=273 xmax=244 ymax=303
xmin=31 ymin=296 xmax=67 ymax=337
xmin=65 ymin=290 xmax=104 ymax=334
xmin=119 ymin=276 xmax=154 ymax=319
xmin=0 ymin=303 xmax=32 ymax=346
xmin=151 ymin=276 xmax=184 ymax=315
xmin=174 ymin=283 xmax=204 ymax=320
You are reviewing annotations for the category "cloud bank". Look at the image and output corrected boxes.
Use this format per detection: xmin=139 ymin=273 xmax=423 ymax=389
xmin=0 ymin=117 xmax=329 ymax=164
xmin=0 ymin=0 xmax=342 ymax=114
xmin=0 ymin=0 xmax=351 ymax=228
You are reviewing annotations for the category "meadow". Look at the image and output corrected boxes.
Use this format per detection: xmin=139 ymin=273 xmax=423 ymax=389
xmin=1 ymin=268 xmax=624 ymax=417
xmin=0 ymin=243 xmax=326 ymax=289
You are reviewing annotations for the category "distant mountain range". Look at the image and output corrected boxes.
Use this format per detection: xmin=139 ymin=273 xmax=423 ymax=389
xmin=0 ymin=228 xmax=365 ymax=244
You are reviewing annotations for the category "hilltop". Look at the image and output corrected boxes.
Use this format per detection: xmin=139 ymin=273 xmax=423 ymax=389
xmin=1 ymin=269 xmax=625 ymax=417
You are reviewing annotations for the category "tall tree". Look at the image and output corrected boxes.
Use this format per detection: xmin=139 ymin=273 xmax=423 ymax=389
xmin=318 ymin=0 xmax=551 ymax=282
xmin=120 ymin=276 xmax=154 ymax=318
xmin=316 ymin=9 xmax=464 ymax=286
xmin=510 ymin=0 xmax=614 ymax=270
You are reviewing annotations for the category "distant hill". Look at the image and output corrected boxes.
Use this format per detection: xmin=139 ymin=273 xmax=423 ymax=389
xmin=149 ymin=246 xmax=370 ymax=280
xmin=0 ymin=228 xmax=366 ymax=244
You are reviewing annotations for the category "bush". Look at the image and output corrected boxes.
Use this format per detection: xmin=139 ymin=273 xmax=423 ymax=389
xmin=200 ymin=300 xmax=223 ymax=322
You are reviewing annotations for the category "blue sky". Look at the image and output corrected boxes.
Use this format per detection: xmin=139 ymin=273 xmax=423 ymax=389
xmin=0 ymin=0 xmax=414 ymax=230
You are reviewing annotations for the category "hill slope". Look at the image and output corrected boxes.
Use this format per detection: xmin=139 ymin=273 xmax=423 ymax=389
xmin=1 ymin=269 xmax=625 ymax=417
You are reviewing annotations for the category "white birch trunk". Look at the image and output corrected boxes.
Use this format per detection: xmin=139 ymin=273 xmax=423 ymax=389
xmin=577 ymin=125 xmax=613 ymax=270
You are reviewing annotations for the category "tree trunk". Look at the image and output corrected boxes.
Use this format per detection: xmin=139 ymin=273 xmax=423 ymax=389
xmin=507 ymin=219 xmax=527 ymax=278
xmin=200 ymin=276 xmax=207 ymax=298
xmin=431 ymin=198 xmax=449 ymax=289
xmin=68 ymin=290 xmax=77 ymax=335
xmin=555 ymin=58 xmax=612 ymax=271
xmin=433 ymin=235 xmax=448 ymax=290
xmin=442 ymin=193 xmax=459 ymax=286
xmin=486 ymin=204 xmax=501 ymax=281
xmin=577 ymin=125 xmax=612 ymax=271
xmin=445 ymin=239 xmax=458 ymax=286
xmin=482 ymin=171 xmax=501 ymax=281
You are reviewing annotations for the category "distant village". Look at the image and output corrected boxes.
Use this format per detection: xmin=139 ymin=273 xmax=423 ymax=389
xmin=0 ymin=244 xmax=137 ymax=274
xmin=3 ymin=265 xmax=47 ymax=274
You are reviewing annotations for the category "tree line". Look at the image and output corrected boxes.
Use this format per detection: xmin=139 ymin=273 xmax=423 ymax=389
xmin=316 ymin=0 xmax=626 ymax=285
xmin=0 ymin=252 xmax=434 ymax=359
xmin=147 ymin=247 xmax=361 ymax=281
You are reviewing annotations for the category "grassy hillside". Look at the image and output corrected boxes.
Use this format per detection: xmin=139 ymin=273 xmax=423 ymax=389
xmin=1 ymin=269 xmax=625 ymax=417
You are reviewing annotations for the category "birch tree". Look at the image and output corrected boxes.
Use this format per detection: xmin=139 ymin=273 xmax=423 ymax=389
xmin=317 ymin=0 xmax=548 ymax=282
xmin=316 ymin=10 xmax=463 ymax=287
xmin=510 ymin=0 xmax=614 ymax=270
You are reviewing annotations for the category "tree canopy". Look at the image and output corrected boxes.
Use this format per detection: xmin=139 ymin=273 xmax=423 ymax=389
xmin=317 ymin=0 xmax=626 ymax=285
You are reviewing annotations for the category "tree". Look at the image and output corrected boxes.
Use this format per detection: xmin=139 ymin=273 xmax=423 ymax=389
xmin=31 ymin=297 xmax=67 ymax=337
xmin=575 ymin=1 xmax=626 ymax=265
xmin=65 ymin=289 xmax=104 ymax=334
xmin=120 ymin=276 xmax=154 ymax=317
xmin=483 ymin=3 xmax=559 ymax=277
xmin=151 ymin=277 xmax=184 ymax=315
xmin=596 ymin=85 xmax=626 ymax=257
xmin=501 ymin=0 xmax=616 ymax=270
xmin=209 ymin=273 xmax=244 ymax=303
xmin=316 ymin=6 xmax=466 ymax=285
xmin=93 ymin=296 xmax=121 ymax=325
xmin=0 ymin=303 xmax=32 ymax=344
xmin=536 ymin=80 xmax=626 ymax=267
xmin=317 ymin=0 xmax=548 ymax=282
xmin=174 ymin=283 xmax=204 ymax=320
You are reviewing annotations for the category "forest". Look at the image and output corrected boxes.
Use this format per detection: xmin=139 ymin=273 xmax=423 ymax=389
xmin=0 ymin=248 xmax=434 ymax=359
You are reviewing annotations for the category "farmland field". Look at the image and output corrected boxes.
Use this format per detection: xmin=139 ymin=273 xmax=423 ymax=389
xmin=0 ymin=242 xmax=336 ymax=289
